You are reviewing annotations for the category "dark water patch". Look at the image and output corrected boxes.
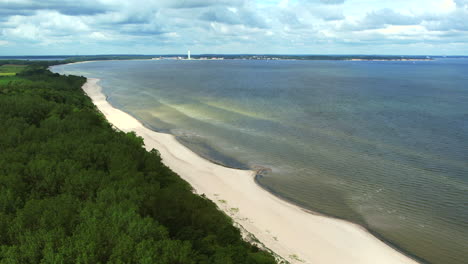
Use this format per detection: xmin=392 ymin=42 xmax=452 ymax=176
xmin=176 ymin=136 xmax=250 ymax=170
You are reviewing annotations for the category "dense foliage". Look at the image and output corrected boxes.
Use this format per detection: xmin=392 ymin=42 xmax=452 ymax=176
xmin=0 ymin=65 xmax=27 ymax=76
xmin=0 ymin=66 xmax=276 ymax=263
xmin=0 ymin=60 xmax=63 ymax=68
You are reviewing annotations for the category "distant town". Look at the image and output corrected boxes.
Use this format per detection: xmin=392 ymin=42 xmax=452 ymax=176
xmin=150 ymin=52 xmax=434 ymax=61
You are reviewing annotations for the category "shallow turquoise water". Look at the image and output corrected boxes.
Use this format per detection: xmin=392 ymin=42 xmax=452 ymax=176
xmin=52 ymin=59 xmax=468 ymax=264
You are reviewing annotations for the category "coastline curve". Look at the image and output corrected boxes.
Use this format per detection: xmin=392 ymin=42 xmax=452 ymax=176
xmin=82 ymin=77 xmax=420 ymax=264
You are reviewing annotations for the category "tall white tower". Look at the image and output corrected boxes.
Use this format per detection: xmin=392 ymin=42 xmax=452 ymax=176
xmin=188 ymin=50 xmax=191 ymax=60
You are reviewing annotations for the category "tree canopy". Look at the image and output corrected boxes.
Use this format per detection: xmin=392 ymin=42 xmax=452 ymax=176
xmin=0 ymin=63 xmax=276 ymax=264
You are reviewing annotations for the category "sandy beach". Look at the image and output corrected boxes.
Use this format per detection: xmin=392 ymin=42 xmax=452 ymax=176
xmin=82 ymin=78 xmax=419 ymax=264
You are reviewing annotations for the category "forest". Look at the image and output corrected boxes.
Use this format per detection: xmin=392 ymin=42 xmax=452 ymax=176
xmin=0 ymin=62 xmax=276 ymax=263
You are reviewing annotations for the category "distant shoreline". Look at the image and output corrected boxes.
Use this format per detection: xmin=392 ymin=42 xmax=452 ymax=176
xmin=80 ymin=76 xmax=421 ymax=264
xmin=4 ymin=54 xmax=446 ymax=63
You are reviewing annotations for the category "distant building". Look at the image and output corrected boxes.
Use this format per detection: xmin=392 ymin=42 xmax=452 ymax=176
xmin=188 ymin=50 xmax=191 ymax=60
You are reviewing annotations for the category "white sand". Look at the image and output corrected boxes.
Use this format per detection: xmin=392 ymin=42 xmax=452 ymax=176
xmin=83 ymin=78 xmax=419 ymax=264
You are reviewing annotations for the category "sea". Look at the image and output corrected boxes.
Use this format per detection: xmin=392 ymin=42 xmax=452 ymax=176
xmin=52 ymin=58 xmax=468 ymax=264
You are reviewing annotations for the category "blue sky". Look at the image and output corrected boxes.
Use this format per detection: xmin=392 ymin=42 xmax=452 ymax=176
xmin=0 ymin=0 xmax=467 ymax=55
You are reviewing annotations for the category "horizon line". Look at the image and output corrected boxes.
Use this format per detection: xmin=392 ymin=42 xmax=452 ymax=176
xmin=1 ymin=54 xmax=467 ymax=57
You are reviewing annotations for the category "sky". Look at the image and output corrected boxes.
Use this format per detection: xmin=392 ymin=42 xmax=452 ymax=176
xmin=0 ymin=0 xmax=467 ymax=55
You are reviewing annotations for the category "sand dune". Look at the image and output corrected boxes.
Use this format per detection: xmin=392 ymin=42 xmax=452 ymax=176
xmin=83 ymin=78 xmax=419 ymax=264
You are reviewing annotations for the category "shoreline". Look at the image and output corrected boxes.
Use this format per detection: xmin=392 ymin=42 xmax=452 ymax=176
xmin=82 ymin=77 xmax=420 ymax=264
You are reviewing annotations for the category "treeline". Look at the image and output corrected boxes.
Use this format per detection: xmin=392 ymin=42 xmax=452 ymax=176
xmin=0 ymin=60 xmax=63 ymax=68
xmin=0 ymin=66 xmax=276 ymax=263
xmin=0 ymin=55 xmax=155 ymax=66
xmin=65 ymin=55 xmax=154 ymax=62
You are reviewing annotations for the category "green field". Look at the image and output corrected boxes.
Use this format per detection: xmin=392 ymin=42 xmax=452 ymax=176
xmin=0 ymin=64 xmax=27 ymax=76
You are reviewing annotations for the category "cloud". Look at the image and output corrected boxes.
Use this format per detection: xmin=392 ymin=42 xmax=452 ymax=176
xmin=424 ymin=9 xmax=468 ymax=31
xmin=0 ymin=0 xmax=109 ymax=16
xmin=0 ymin=0 xmax=467 ymax=55
xmin=199 ymin=7 xmax=268 ymax=28
xmin=162 ymin=0 xmax=245 ymax=8
xmin=120 ymin=24 xmax=167 ymax=36
xmin=342 ymin=9 xmax=421 ymax=31
xmin=308 ymin=5 xmax=345 ymax=21
xmin=276 ymin=10 xmax=303 ymax=27
xmin=454 ymin=0 xmax=468 ymax=7
xmin=320 ymin=0 xmax=346 ymax=5
xmin=0 ymin=9 xmax=34 ymax=18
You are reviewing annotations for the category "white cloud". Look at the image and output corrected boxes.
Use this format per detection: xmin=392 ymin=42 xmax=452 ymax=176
xmin=3 ymin=24 xmax=42 ymax=41
xmin=89 ymin=31 xmax=113 ymax=41
xmin=0 ymin=0 xmax=467 ymax=55
xmin=439 ymin=0 xmax=457 ymax=12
